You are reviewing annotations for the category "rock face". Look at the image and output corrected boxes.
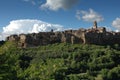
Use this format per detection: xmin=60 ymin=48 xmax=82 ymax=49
xmin=6 ymin=21 xmax=120 ymax=48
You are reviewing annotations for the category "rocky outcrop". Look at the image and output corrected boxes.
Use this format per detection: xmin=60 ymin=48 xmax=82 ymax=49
xmin=6 ymin=21 xmax=120 ymax=48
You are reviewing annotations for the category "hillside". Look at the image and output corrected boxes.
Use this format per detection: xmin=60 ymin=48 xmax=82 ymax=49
xmin=0 ymin=42 xmax=120 ymax=80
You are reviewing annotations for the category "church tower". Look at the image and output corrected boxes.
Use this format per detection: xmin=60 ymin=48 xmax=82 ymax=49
xmin=93 ymin=21 xmax=97 ymax=29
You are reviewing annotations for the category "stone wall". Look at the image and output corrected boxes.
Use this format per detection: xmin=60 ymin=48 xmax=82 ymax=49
xmin=6 ymin=22 xmax=120 ymax=48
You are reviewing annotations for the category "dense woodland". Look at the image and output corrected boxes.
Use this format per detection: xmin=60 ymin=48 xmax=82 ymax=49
xmin=0 ymin=42 xmax=120 ymax=80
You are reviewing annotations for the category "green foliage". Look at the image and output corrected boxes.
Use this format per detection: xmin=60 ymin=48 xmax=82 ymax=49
xmin=101 ymin=66 xmax=120 ymax=80
xmin=0 ymin=42 xmax=120 ymax=80
xmin=0 ymin=42 xmax=19 ymax=80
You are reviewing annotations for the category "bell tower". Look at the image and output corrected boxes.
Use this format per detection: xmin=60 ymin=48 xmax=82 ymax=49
xmin=93 ymin=21 xmax=97 ymax=29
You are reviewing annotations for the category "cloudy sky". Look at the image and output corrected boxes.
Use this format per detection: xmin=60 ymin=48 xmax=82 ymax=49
xmin=0 ymin=0 xmax=120 ymax=40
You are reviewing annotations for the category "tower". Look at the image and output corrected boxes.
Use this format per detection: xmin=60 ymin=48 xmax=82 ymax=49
xmin=93 ymin=21 xmax=97 ymax=29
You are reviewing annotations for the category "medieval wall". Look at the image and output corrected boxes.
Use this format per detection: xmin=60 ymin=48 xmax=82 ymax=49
xmin=6 ymin=21 xmax=120 ymax=48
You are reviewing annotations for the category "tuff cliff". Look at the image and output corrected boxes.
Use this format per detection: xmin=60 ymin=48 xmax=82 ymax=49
xmin=6 ymin=21 xmax=120 ymax=48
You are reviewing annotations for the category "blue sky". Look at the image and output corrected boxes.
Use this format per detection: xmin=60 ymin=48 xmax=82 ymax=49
xmin=0 ymin=0 xmax=120 ymax=40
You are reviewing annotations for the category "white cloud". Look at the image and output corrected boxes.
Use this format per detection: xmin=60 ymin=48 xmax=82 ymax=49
xmin=115 ymin=30 xmax=119 ymax=32
xmin=76 ymin=9 xmax=104 ymax=22
xmin=0 ymin=19 xmax=64 ymax=40
xmin=23 ymin=0 xmax=37 ymax=5
xmin=112 ymin=18 xmax=120 ymax=31
xmin=0 ymin=35 xmax=2 ymax=39
xmin=40 ymin=0 xmax=78 ymax=11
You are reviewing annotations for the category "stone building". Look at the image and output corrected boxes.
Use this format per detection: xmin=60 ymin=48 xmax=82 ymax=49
xmin=6 ymin=21 xmax=120 ymax=48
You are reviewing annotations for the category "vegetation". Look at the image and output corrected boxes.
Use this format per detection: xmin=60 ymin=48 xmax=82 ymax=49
xmin=0 ymin=42 xmax=120 ymax=80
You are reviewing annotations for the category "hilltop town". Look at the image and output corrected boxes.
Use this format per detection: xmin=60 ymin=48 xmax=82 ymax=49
xmin=6 ymin=21 xmax=120 ymax=48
